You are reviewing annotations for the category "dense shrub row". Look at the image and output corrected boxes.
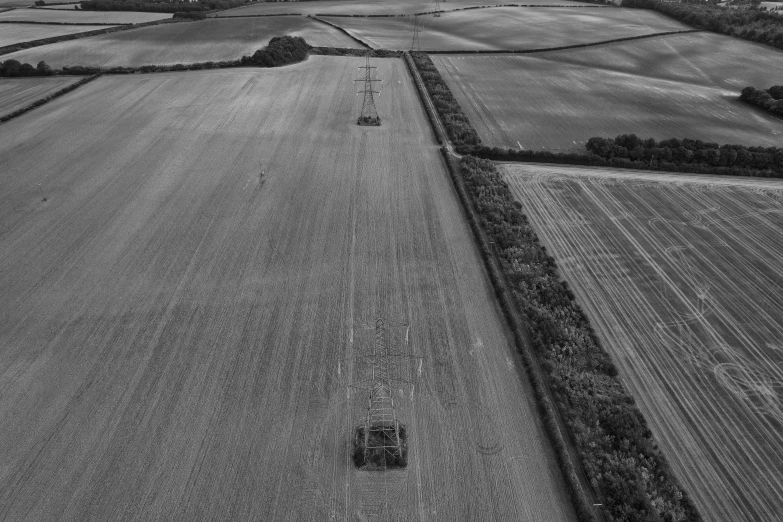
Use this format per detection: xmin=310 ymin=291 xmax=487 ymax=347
xmin=0 ymin=59 xmax=53 ymax=77
xmin=740 ymin=84 xmax=783 ymax=115
xmin=410 ymin=51 xmax=481 ymax=146
xmin=310 ymin=47 xmax=401 ymax=58
xmin=310 ymin=15 xmax=372 ymax=48
xmin=459 ymin=154 xmax=702 ymax=522
xmin=1 ymin=73 xmax=101 ymax=123
xmin=173 ymin=11 xmax=207 ymax=19
xmin=621 ymin=0 xmax=783 ymax=50
xmin=0 ymin=18 xmax=177 ymax=57
xmin=80 ymin=0 xmax=246 ymax=13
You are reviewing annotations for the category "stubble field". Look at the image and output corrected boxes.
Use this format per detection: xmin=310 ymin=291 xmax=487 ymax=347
xmin=0 ymin=76 xmax=80 ymax=115
xmin=0 ymin=22 xmax=115 ymax=47
xmin=432 ymin=32 xmax=783 ymax=151
xmin=0 ymin=57 xmax=575 ymax=521
xmin=502 ymin=164 xmax=783 ymax=522
xmin=0 ymin=8 xmax=171 ymax=23
xmin=3 ymin=16 xmax=362 ymax=67
xmin=322 ymin=6 xmax=688 ymax=50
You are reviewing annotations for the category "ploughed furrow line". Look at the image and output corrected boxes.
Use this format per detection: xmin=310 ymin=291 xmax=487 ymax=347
xmin=502 ymin=164 xmax=783 ymax=522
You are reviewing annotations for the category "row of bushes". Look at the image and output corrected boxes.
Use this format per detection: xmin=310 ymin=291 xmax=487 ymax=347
xmin=79 ymin=0 xmax=246 ymax=13
xmin=740 ymin=84 xmax=783 ymax=115
xmin=458 ymin=154 xmax=702 ymax=522
xmin=410 ymin=51 xmax=481 ymax=146
xmin=310 ymin=47 xmax=401 ymax=58
xmin=0 ymin=59 xmax=53 ymax=77
xmin=1 ymin=74 xmax=101 ymax=123
xmin=425 ymin=29 xmax=700 ymax=54
xmin=621 ymin=0 xmax=783 ymax=50
xmin=0 ymin=18 xmax=178 ymax=57
xmin=244 ymin=35 xmax=309 ymax=66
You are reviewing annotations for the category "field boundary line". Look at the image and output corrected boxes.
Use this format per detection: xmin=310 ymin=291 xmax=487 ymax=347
xmin=0 ymin=20 xmax=129 ymax=26
xmin=425 ymin=28 xmax=702 ymax=54
xmin=403 ymin=50 xmax=602 ymax=522
xmin=0 ymin=72 xmax=100 ymax=124
xmin=309 ymin=15 xmax=373 ymax=49
xmin=0 ymin=17 xmax=183 ymax=57
xmin=320 ymin=4 xmax=613 ymax=18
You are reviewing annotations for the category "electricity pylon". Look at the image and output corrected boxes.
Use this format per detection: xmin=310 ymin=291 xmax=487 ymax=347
xmin=351 ymin=318 xmax=420 ymax=470
xmin=433 ymin=0 xmax=441 ymax=16
xmin=354 ymin=54 xmax=382 ymax=126
xmin=410 ymin=14 xmax=421 ymax=51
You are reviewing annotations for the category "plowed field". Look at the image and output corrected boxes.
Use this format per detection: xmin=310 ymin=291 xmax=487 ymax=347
xmin=0 ymin=22 xmax=114 ymax=47
xmin=0 ymin=57 xmax=574 ymax=521
xmin=0 ymin=8 xmax=171 ymax=23
xmin=0 ymin=76 xmax=80 ymax=115
xmin=503 ymin=163 xmax=783 ymax=522
xmin=433 ymin=32 xmax=783 ymax=150
xmin=3 ymin=16 xmax=361 ymax=67
xmin=323 ymin=6 xmax=687 ymax=50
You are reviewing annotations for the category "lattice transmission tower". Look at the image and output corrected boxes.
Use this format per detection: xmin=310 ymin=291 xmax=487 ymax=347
xmin=410 ymin=14 xmax=421 ymax=51
xmin=433 ymin=0 xmax=441 ymax=16
xmin=352 ymin=318 xmax=420 ymax=470
xmin=354 ymin=54 xmax=382 ymax=126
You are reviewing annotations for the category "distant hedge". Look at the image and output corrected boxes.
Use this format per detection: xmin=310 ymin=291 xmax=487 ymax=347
xmin=410 ymin=51 xmax=481 ymax=147
xmin=740 ymin=84 xmax=783 ymax=115
xmin=173 ymin=11 xmax=207 ymax=19
xmin=0 ymin=59 xmax=53 ymax=77
xmin=80 ymin=0 xmax=246 ymax=13
xmin=621 ymin=0 xmax=783 ymax=50
xmin=310 ymin=47 xmax=401 ymax=58
xmin=459 ymin=154 xmax=702 ymax=522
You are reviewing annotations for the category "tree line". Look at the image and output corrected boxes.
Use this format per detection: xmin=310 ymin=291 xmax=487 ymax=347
xmin=0 ymin=59 xmax=53 ymax=77
xmin=740 ymin=84 xmax=783 ymax=115
xmin=458 ymin=154 xmax=702 ymax=522
xmin=79 ymin=0 xmax=247 ymax=13
xmin=621 ymin=0 xmax=783 ymax=50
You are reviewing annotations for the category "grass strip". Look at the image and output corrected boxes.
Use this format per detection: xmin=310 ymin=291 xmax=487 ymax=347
xmin=0 ymin=72 xmax=100 ymax=123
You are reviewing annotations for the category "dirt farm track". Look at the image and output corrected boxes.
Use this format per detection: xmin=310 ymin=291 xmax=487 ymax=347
xmin=0 ymin=58 xmax=575 ymax=521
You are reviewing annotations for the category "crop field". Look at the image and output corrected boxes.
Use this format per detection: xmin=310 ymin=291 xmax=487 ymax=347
xmin=502 ymin=164 xmax=783 ymax=522
xmin=432 ymin=32 xmax=783 ymax=151
xmin=4 ymin=17 xmax=362 ymax=67
xmin=0 ymin=57 xmax=575 ymax=521
xmin=210 ymin=0 xmax=592 ymax=18
xmin=0 ymin=76 xmax=80 ymax=115
xmin=0 ymin=8 xmax=171 ymax=23
xmin=0 ymin=22 xmax=114 ymax=47
xmin=323 ymin=6 xmax=687 ymax=50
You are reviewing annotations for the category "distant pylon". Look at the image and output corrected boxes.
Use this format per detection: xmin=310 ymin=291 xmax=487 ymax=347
xmin=433 ymin=0 xmax=441 ymax=16
xmin=354 ymin=54 xmax=382 ymax=126
xmin=410 ymin=14 xmax=421 ymax=51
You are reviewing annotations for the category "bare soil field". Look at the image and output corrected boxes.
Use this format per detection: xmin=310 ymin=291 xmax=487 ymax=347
xmin=503 ymin=163 xmax=783 ymax=522
xmin=0 ymin=8 xmax=171 ymax=23
xmin=323 ymin=6 xmax=688 ymax=50
xmin=212 ymin=0 xmax=593 ymax=17
xmin=0 ymin=57 xmax=575 ymax=521
xmin=433 ymin=32 xmax=783 ymax=151
xmin=0 ymin=76 xmax=79 ymax=115
xmin=0 ymin=21 xmax=115 ymax=47
xmin=4 ymin=16 xmax=362 ymax=67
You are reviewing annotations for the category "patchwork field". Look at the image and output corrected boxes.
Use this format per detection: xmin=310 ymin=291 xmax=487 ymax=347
xmin=0 ymin=21 xmax=112 ymax=47
xmin=0 ymin=8 xmax=171 ymax=23
xmin=4 ymin=16 xmax=362 ymax=67
xmin=0 ymin=57 xmax=575 ymax=521
xmin=211 ymin=0 xmax=592 ymax=17
xmin=433 ymin=32 xmax=783 ymax=151
xmin=503 ymin=164 xmax=783 ymax=522
xmin=0 ymin=76 xmax=80 ymax=115
xmin=323 ymin=6 xmax=688 ymax=50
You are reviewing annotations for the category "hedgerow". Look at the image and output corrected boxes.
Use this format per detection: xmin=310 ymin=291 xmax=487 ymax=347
xmin=458 ymin=155 xmax=702 ymax=522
